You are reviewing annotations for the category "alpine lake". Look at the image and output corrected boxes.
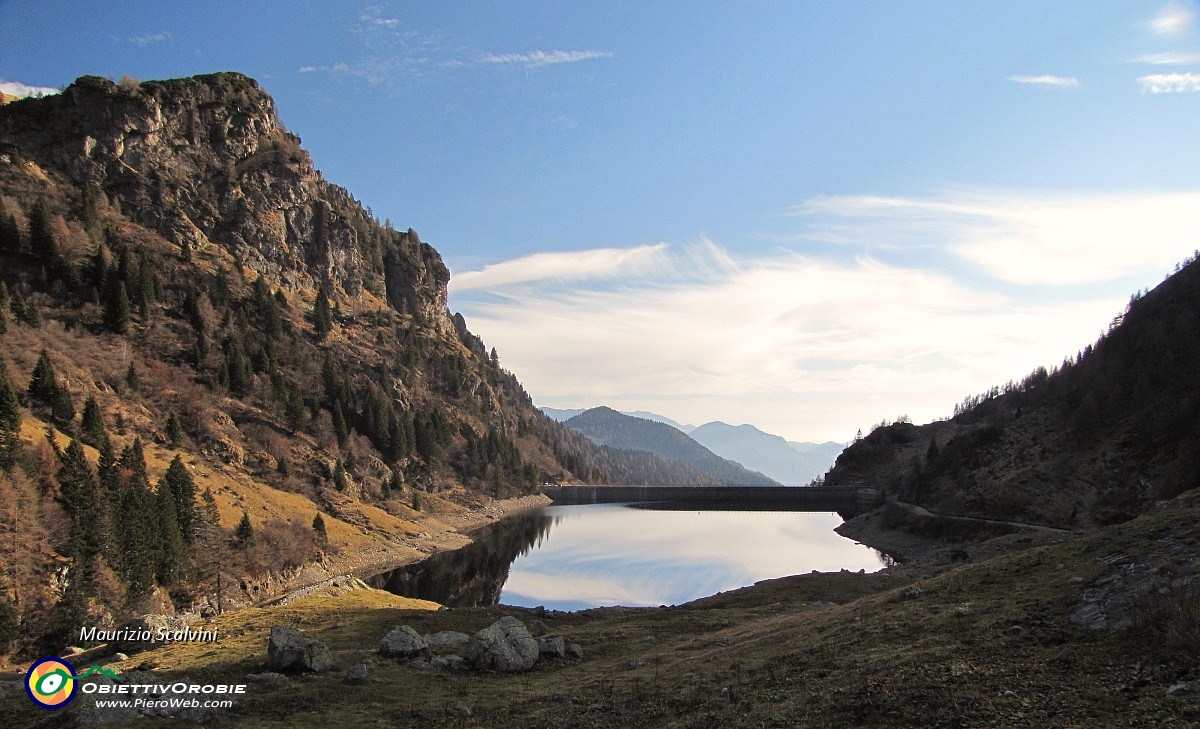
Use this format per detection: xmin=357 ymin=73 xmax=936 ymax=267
xmin=365 ymin=502 xmax=888 ymax=611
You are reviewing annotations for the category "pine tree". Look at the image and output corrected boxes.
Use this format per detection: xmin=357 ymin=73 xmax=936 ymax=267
xmin=159 ymin=455 xmax=197 ymax=545
xmin=154 ymin=482 xmax=186 ymax=584
xmin=234 ymin=511 xmax=254 ymax=548
xmin=27 ymin=350 xmax=61 ymax=408
xmin=165 ymin=411 xmax=184 ymax=448
xmin=333 ymin=459 xmax=350 ymax=491
xmin=0 ymin=207 xmax=20 ymax=254
xmin=79 ymin=395 xmax=106 ymax=448
xmin=103 ymin=280 xmax=132 ymax=334
xmin=57 ymin=440 xmax=104 ymax=560
xmin=311 ymin=513 xmax=328 ymax=549
xmin=312 ymin=288 xmax=333 ymax=340
xmin=113 ymin=439 xmax=158 ymax=597
xmin=125 ymin=362 xmax=140 ymax=393
xmin=50 ymin=378 xmax=74 ymax=424
xmin=332 ymin=400 xmax=348 ymax=449
xmin=0 ymin=359 xmax=20 ymax=433
xmin=0 ymin=360 xmax=21 ymax=470
xmin=27 ymin=200 xmax=59 ymax=270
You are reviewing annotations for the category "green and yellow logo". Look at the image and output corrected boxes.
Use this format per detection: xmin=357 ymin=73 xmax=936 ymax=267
xmin=24 ymin=658 xmax=121 ymax=709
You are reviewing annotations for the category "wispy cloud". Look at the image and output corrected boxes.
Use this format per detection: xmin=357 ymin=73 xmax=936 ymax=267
xmin=359 ymin=6 xmax=398 ymax=28
xmin=1139 ymin=71 xmax=1200 ymax=92
xmin=791 ymin=190 xmax=1200 ymax=285
xmin=130 ymin=31 xmax=172 ymax=46
xmin=451 ymin=190 xmax=1196 ymax=441
xmin=1006 ymin=74 xmax=1080 ymax=88
xmin=1133 ymin=51 xmax=1200 ymax=64
xmin=1149 ymin=2 xmax=1195 ymax=38
xmin=450 ymin=244 xmax=669 ymax=291
xmin=480 ymin=50 xmax=614 ymax=69
xmin=297 ymin=66 xmax=317 ymax=74
xmin=0 ymin=80 xmax=58 ymax=98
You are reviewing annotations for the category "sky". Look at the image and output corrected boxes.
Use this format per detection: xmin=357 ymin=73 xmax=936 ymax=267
xmin=3 ymin=1 xmax=1199 ymax=442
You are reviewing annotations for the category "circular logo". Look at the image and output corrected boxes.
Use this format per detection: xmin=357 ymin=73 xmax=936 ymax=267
xmin=25 ymin=657 xmax=78 ymax=709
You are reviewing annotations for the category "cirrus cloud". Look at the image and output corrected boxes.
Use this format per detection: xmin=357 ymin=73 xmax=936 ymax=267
xmin=480 ymin=49 xmax=614 ymax=69
xmin=451 ymin=189 xmax=1196 ymax=441
xmin=1006 ymin=74 xmax=1080 ymax=88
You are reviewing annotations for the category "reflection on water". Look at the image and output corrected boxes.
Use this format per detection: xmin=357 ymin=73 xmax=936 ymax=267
xmin=365 ymin=510 xmax=557 ymax=607
xmin=367 ymin=504 xmax=886 ymax=611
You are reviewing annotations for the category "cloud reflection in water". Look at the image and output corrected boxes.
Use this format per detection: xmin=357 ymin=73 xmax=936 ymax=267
xmin=499 ymin=504 xmax=883 ymax=609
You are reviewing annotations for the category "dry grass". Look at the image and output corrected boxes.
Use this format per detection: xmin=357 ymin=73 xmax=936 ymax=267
xmin=3 ymin=493 xmax=1195 ymax=728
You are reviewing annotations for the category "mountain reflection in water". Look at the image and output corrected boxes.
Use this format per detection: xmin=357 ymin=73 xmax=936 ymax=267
xmin=365 ymin=510 xmax=557 ymax=607
xmin=367 ymin=504 xmax=885 ymax=611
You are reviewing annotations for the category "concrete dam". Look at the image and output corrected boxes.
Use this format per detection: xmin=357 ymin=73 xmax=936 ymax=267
xmin=539 ymin=484 xmax=883 ymax=518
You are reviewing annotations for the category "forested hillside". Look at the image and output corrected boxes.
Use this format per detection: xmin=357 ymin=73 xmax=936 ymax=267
xmin=825 ymin=253 xmax=1200 ymax=528
xmin=0 ymin=73 xmax=704 ymax=652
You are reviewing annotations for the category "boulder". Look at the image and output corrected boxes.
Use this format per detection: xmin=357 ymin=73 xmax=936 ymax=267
xmin=266 ymin=626 xmax=332 ymax=673
xmin=567 ymin=643 xmax=584 ymax=659
xmin=538 ymin=635 xmax=566 ymax=658
xmin=424 ymin=630 xmax=471 ymax=655
xmin=379 ymin=625 xmax=428 ymax=657
xmin=465 ymin=616 xmax=540 ymax=672
xmin=344 ymin=663 xmax=368 ymax=684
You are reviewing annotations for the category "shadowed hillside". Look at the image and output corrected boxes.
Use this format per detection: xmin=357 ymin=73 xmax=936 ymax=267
xmin=826 ymin=253 xmax=1200 ymax=529
xmin=0 ymin=73 xmax=714 ymax=653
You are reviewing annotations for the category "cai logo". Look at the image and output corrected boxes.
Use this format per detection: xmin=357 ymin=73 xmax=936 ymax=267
xmin=24 ymin=658 xmax=121 ymax=709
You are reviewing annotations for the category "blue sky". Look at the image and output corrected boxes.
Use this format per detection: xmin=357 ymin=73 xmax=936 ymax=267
xmin=3 ymin=2 xmax=1199 ymax=441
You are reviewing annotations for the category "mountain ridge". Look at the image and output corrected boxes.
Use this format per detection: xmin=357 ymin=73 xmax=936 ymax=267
xmin=564 ymin=406 xmax=779 ymax=486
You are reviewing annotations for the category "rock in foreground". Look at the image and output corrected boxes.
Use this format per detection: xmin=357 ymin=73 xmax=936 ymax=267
xmin=465 ymin=616 xmax=540 ymax=672
xmin=267 ymin=626 xmax=332 ymax=673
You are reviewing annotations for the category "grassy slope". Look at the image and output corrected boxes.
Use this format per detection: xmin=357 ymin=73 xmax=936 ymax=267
xmin=5 ymin=492 xmax=1196 ymax=728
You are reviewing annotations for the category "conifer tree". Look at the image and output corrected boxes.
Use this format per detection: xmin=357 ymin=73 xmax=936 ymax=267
xmin=0 ymin=207 xmax=20 ymax=254
xmin=234 ymin=511 xmax=254 ymax=548
xmin=125 ymin=362 xmax=140 ymax=393
xmin=0 ymin=359 xmax=22 ymax=469
xmin=79 ymin=395 xmax=105 ymax=448
xmin=113 ymin=439 xmax=158 ymax=596
xmin=312 ymin=288 xmax=333 ymax=340
xmin=57 ymin=440 xmax=104 ymax=560
xmin=159 ymin=455 xmax=197 ymax=544
xmin=154 ymin=483 xmax=186 ymax=584
xmin=27 ymin=200 xmax=59 ymax=268
xmin=333 ymin=459 xmax=350 ymax=491
xmin=0 ymin=359 xmax=20 ymax=434
xmin=332 ymin=400 xmax=348 ymax=449
xmin=103 ymin=280 xmax=132 ymax=334
xmin=165 ymin=411 xmax=184 ymax=448
xmin=311 ymin=513 xmax=328 ymax=549
xmin=28 ymin=350 xmax=61 ymax=408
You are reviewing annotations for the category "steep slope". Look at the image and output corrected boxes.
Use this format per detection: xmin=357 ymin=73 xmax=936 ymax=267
xmin=0 ymin=72 xmax=705 ymax=650
xmin=565 ymin=407 xmax=779 ymax=486
xmin=690 ymin=421 xmax=843 ymax=485
xmin=825 ymin=253 xmax=1200 ymax=529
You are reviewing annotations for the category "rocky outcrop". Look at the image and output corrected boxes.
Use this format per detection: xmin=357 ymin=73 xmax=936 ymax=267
xmin=464 ymin=616 xmax=541 ymax=672
xmin=266 ymin=626 xmax=332 ymax=673
xmin=0 ymin=73 xmax=449 ymax=316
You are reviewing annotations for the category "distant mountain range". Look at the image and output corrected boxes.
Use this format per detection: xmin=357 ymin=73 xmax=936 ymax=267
xmin=563 ymin=407 xmax=779 ymax=486
xmin=546 ymin=406 xmax=846 ymax=485
xmin=689 ymin=423 xmax=844 ymax=485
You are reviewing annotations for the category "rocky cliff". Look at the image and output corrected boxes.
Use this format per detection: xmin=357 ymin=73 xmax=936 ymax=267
xmin=0 ymin=73 xmax=447 ymax=325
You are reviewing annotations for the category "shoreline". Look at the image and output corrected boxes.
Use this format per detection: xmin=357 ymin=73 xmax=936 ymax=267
xmin=273 ymin=492 xmax=552 ymax=605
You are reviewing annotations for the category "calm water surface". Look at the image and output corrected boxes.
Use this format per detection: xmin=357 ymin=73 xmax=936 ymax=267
xmin=368 ymin=503 xmax=886 ymax=611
